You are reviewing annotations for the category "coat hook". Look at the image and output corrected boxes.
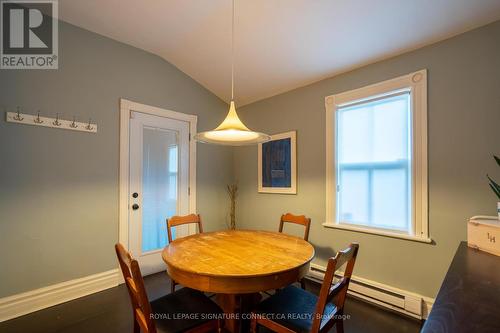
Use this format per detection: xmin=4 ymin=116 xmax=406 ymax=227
xmin=70 ymin=116 xmax=78 ymax=128
xmin=13 ymin=107 xmax=24 ymax=121
xmin=34 ymin=111 xmax=44 ymax=124
xmin=52 ymin=113 xmax=61 ymax=126
xmin=85 ymin=118 xmax=94 ymax=131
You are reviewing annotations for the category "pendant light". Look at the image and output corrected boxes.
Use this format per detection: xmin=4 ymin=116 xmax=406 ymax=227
xmin=194 ymin=0 xmax=270 ymax=146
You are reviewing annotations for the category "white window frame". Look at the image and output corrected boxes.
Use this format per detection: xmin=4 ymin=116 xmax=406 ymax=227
xmin=323 ymin=70 xmax=430 ymax=243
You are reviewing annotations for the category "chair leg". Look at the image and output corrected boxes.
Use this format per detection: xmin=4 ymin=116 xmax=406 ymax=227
xmin=336 ymin=319 xmax=344 ymax=333
xmin=250 ymin=317 xmax=257 ymax=333
xmin=217 ymin=319 xmax=223 ymax=333
xmin=170 ymin=280 xmax=176 ymax=294
xmin=133 ymin=319 xmax=140 ymax=333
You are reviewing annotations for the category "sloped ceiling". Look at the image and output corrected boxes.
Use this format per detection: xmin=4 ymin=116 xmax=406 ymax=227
xmin=60 ymin=0 xmax=500 ymax=105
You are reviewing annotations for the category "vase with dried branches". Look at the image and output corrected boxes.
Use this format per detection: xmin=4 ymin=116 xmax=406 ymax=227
xmin=227 ymin=184 xmax=238 ymax=230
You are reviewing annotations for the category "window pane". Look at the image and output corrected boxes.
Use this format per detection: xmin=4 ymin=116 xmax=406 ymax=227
xmin=338 ymin=94 xmax=410 ymax=164
xmin=167 ymin=145 xmax=178 ymax=201
xmin=372 ymin=96 xmax=409 ymax=162
xmin=338 ymin=169 xmax=369 ymax=225
xmin=336 ymin=92 xmax=412 ymax=233
xmin=168 ymin=175 xmax=177 ymax=200
xmin=372 ymin=168 xmax=409 ymax=230
xmin=168 ymin=145 xmax=178 ymax=173
xmin=338 ymin=106 xmax=372 ymax=164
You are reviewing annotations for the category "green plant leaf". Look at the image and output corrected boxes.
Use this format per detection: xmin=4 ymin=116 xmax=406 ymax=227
xmin=488 ymin=174 xmax=500 ymax=199
xmin=495 ymin=155 xmax=500 ymax=167
xmin=489 ymin=183 xmax=500 ymax=200
xmin=488 ymin=174 xmax=500 ymax=189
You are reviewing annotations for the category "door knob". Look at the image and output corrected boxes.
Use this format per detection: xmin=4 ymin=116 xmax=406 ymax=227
xmin=132 ymin=192 xmax=139 ymax=198
xmin=132 ymin=204 xmax=139 ymax=210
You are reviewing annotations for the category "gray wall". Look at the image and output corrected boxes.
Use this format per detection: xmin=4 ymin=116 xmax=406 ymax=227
xmin=234 ymin=20 xmax=500 ymax=298
xmin=2 ymin=17 xmax=499 ymax=301
xmin=0 ymin=22 xmax=233 ymax=297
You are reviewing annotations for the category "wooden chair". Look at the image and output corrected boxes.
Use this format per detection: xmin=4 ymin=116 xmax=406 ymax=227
xmin=279 ymin=213 xmax=311 ymax=289
xmin=279 ymin=213 xmax=311 ymax=241
xmin=115 ymin=243 xmax=221 ymax=333
xmin=251 ymin=243 xmax=359 ymax=333
xmin=166 ymin=214 xmax=204 ymax=293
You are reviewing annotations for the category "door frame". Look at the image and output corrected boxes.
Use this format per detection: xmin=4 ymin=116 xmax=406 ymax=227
xmin=118 ymin=98 xmax=197 ymax=251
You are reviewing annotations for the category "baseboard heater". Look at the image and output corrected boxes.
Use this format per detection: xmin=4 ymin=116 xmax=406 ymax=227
xmin=307 ymin=264 xmax=432 ymax=320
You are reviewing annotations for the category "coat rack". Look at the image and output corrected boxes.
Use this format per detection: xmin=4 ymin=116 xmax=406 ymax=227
xmin=6 ymin=108 xmax=98 ymax=133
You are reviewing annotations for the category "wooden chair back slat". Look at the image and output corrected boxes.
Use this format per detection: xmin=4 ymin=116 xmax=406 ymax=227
xmin=334 ymin=245 xmax=357 ymax=269
xmin=325 ymin=278 xmax=348 ymax=304
xmin=311 ymin=243 xmax=359 ymax=333
xmin=279 ymin=213 xmax=311 ymax=241
xmin=167 ymin=214 xmax=203 ymax=243
xmin=115 ymin=243 xmax=157 ymax=333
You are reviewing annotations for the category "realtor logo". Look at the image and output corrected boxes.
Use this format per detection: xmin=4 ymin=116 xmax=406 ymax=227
xmin=1 ymin=0 xmax=58 ymax=69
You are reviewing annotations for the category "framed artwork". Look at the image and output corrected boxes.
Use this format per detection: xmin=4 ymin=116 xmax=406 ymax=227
xmin=258 ymin=131 xmax=297 ymax=194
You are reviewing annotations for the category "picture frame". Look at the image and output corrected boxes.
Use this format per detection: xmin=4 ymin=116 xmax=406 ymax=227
xmin=258 ymin=130 xmax=297 ymax=194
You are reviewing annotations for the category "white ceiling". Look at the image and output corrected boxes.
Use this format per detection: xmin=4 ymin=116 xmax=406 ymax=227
xmin=59 ymin=0 xmax=500 ymax=106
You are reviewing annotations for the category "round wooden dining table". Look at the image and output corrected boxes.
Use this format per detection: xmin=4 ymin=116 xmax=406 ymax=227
xmin=162 ymin=230 xmax=315 ymax=333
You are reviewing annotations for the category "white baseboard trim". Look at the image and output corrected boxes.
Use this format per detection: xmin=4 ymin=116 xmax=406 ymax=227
xmin=0 ymin=269 xmax=120 ymax=322
xmin=307 ymin=263 xmax=434 ymax=320
xmin=0 ymin=264 xmax=434 ymax=322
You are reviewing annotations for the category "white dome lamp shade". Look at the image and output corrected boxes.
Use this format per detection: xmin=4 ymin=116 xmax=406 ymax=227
xmin=194 ymin=0 xmax=270 ymax=146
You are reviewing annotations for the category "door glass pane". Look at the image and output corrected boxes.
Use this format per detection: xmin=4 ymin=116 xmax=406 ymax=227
xmin=142 ymin=127 xmax=178 ymax=252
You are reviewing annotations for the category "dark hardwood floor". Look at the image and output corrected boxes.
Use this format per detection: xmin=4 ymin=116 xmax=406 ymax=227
xmin=0 ymin=273 xmax=423 ymax=333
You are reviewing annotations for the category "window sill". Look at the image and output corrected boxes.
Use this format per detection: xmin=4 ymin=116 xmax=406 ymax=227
xmin=322 ymin=222 xmax=432 ymax=244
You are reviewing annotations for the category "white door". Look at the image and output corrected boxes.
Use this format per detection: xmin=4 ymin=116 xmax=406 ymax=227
xmin=129 ymin=111 xmax=190 ymax=275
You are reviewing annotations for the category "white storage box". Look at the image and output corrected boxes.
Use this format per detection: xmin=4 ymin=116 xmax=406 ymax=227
xmin=468 ymin=216 xmax=500 ymax=257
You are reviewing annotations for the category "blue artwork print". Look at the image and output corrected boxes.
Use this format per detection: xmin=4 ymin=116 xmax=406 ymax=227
xmin=262 ymin=137 xmax=291 ymax=187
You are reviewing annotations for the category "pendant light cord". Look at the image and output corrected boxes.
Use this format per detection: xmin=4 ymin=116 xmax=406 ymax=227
xmin=231 ymin=0 xmax=235 ymax=101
